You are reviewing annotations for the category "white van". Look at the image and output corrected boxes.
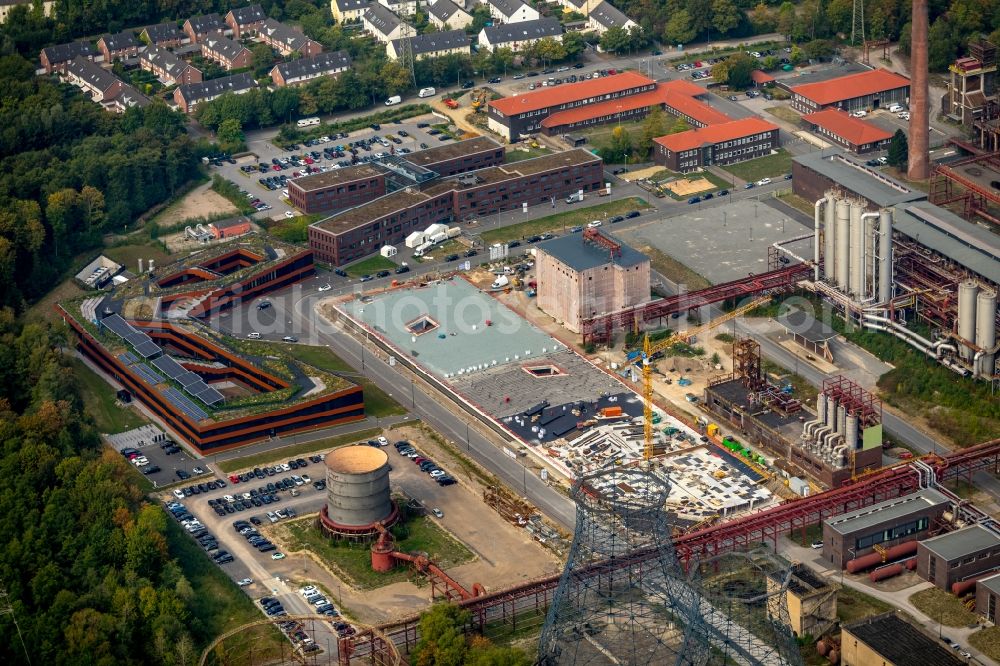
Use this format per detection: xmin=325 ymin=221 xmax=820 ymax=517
xmin=296 ymin=117 xmax=320 ymax=128
xmin=418 ymin=87 xmax=436 ymax=98
xmin=385 ymin=95 xmax=402 ymax=106
xmin=887 ymin=103 xmax=904 ymax=113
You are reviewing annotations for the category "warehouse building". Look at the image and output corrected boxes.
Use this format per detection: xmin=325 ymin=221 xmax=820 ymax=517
xmin=288 ymin=164 xmax=387 ymax=215
xmin=789 ymin=67 xmax=910 ymax=114
xmin=652 ymin=117 xmax=780 ymax=172
xmin=308 ymin=149 xmax=603 ymax=265
xmin=535 ymin=230 xmax=650 ymax=333
xmin=821 ymin=488 xmax=950 ymax=568
xmin=802 ymin=108 xmax=893 ymax=154
xmin=916 ymin=523 xmax=1000 ymax=592
xmin=841 ymin=612 xmax=966 ymax=666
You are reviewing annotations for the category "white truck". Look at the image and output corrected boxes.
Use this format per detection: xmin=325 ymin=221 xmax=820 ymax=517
xmin=446 ymin=226 xmax=461 ymax=239
xmin=491 ymin=274 xmax=510 ymax=289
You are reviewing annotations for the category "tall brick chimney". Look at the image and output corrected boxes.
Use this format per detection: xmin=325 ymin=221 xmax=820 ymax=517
xmin=907 ymin=0 xmax=930 ymax=180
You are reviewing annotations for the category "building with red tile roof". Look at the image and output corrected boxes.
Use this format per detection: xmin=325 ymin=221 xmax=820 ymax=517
xmin=488 ymin=73 xmax=732 ymax=140
xmin=750 ymin=69 xmax=775 ymax=86
xmin=789 ymin=68 xmax=910 ymax=113
xmin=653 ymin=117 xmax=780 ymax=172
xmin=802 ymin=109 xmax=893 ymax=154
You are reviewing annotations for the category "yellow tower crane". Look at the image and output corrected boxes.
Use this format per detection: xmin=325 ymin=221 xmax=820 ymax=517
xmin=640 ymin=295 xmax=772 ymax=460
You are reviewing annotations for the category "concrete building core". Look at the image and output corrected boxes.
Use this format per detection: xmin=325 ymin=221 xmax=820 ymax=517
xmin=535 ymin=230 xmax=650 ymax=333
xmin=320 ymin=445 xmax=398 ymax=540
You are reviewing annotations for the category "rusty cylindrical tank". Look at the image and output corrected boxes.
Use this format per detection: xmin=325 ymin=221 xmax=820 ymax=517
xmin=828 ymin=648 xmax=840 ymax=664
xmin=870 ymin=562 xmax=904 ymax=582
xmin=816 ymin=638 xmax=830 ymax=656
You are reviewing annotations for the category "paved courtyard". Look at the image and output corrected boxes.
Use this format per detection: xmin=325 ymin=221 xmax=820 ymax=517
xmin=619 ymin=200 xmax=813 ymax=284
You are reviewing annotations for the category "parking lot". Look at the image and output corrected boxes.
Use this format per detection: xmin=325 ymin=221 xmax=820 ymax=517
xmin=110 ymin=424 xmax=212 ymax=487
xmin=211 ymin=114 xmax=451 ymax=218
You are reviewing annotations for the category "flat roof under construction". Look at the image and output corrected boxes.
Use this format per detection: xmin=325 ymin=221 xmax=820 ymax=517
xmin=825 ymin=488 xmax=949 ymax=536
xmin=341 ymin=278 xmax=565 ymax=377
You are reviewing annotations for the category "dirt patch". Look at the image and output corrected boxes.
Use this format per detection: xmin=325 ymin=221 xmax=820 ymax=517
xmin=619 ymin=166 xmax=662 ymax=182
xmin=665 ymin=177 xmax=714 ymax=196
xmin=154 ymin=183 xmax=238 ymax=227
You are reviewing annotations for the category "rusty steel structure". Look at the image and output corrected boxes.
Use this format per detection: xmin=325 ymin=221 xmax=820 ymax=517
xmin=582 ymin=228 xmax=622 ymax=259
xmin=929 ymin=153 xmax=1000 ymax=226
xmin=580 ymin=263 xmax=811 ymax=344
xmin=338 ymin=439 xmax=1000 ymax=665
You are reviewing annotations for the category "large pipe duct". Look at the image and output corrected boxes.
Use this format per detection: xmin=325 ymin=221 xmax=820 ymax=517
xmin=878 ymin=210 xmax=893 ymax=303
xmin=958 ymin=280 xmax=979 ymax=361
xmin=908 ymin=0 xmax=930 ymax=180
xmin=837 ymin=403 xmax=847 ymax=437
xmin=835 ymin=200 xmax=850 ymax=290
xmin=823 ymin=194 xmax=836 ymax=281
xmin=846 ymin=413 xmax=859 ymax=450
xmin=976 ymin=289 xmax=997 ymax=377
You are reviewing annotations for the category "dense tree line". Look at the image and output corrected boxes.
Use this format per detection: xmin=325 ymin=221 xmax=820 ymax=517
xmin=411 ymin=603 xmax=532 ymax=666
xmin=0 ymin=54 xmax=200 ymax=310
xmin=0 ymin=313 xmax=204 ymax=665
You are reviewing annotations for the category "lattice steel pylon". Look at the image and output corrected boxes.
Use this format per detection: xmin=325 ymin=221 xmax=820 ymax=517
xmin=538 ymin=466 xmax=803 ymax=666
xmin=851 ymin=0 xmax=866 ymax=45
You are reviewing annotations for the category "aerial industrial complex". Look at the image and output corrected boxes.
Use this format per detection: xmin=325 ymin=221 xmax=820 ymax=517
xmin=50 ymin=3 xmax=1000 ymax=664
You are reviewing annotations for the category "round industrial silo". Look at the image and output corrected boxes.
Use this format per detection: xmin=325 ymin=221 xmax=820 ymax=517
xmin=835 ymin=200 xmax=851 ymax=291
xmin=823 ymin=194 xmax=836 ymax=281
xmin=878 ymin=210 xmax=893 ymax=303
xmin=976 ymin=289 xmax=997 ymax=377
xmin=849 ymin=202 xmax=865 ymax=299
xmin=319 ymin=445 xmax=399 ymax=540
xmin=958 ymin=280 xmax=979 ymax=361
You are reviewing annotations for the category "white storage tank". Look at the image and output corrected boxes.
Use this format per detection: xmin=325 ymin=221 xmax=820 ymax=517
xmin=976 ymin=289 xmax=996 ymax=376
xmin=958 ymin=280 xmax=979 ymax=361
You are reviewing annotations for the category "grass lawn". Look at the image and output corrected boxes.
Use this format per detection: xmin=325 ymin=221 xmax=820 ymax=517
xmin=505 ymin=146 xmax=552 ymax=163
xmin=970 ymin=627 xmax=1000 ymax=663
xmin=165 ymin=519 xmax=284 ymax=654
xmin=910 ymin=588 xmax=979 ymax=627
xmin=579 ymin=119 xmax=646 ymax=146
xmin=69 ymin=357 xmax=148 ymax=434
xmin=217 ymin=427 xmax=384 ymax=474
xmin=278 ymin=511 xmax=473 ymax=589
xmin=764 ymin=106 xmax=804 ymax=125
xmin=278 ymin=344 xmax=406 ymax=418
xmin=777 ymin=192 xmax=817 ymax=216
xmin=479 ymin=197 xmax=651 ymax=244
xmin=837 ymin=586 xmax=893 ymax=624
xmin=636 ymin=244 xmax=711 ymax=291
xmin=721 ymin=148 xmax=794 ymax=182
xmin=24 ymin=278 xmax=84 ymax=324
xmin=263 ymin=213 xmax=323 ymax=243
xmin=344 ymin=254 xmax=397 ymax=277
xmin=103 ymin=242 xmax=173 ymax=270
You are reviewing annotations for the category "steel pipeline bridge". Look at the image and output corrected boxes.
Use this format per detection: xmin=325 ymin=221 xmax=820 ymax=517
xmin=580 ymin=263 xmax=813 ymax=343
xmin=338 ymin=438 xmax=1000 ymax=665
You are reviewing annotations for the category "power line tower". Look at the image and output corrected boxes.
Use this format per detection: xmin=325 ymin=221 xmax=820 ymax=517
xmin=401 ymin=21 xmax=416 ymax=88
xmin=0 ymin=586 xmax=31 ymax=665
xmin=851 ymin=0 xmax=866 ymax=45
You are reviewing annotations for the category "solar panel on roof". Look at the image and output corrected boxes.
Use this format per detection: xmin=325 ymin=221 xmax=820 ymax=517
xmin=152 ymin=355 xmax=185 ymax=379
xmin=197 ymin=386 xmax=225 ymax=405
xmin=125 ymin=332 xmax=148 ymax=346
xmin=101 ymin=313 xmax=137 ymax=338
xmin=130 ymin=363 xmax=165 ymax=386
xmin=162 ymin=387 xmax=209 ymax=421
xmin=177 ymin=371 xmax=202 ymax=387
xmin=135 ymin=340 xmax=162 ymax=358
xmin=117 ymin=352 xmax=139 ymax=366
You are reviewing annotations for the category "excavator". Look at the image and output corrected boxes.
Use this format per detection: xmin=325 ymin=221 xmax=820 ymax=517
xmin=637 ymin=295 xmax=772 ymax=460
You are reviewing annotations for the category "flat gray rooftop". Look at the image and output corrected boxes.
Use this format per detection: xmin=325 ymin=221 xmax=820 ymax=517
xmin=794 ymin=151 xmax=926 ymax=208
xmin=449 ymin=348 xmax=623 ymax=418
xmin=618 ymin=200 xmax=813 ymax=285
xmin=341 ymin=278 xmax=566 ymax=377
xmin=919 ymin=523 xmax=1000 ymax=561
xmin=825 ymin=488 xmax=949 ymax=536
xmin=777 ymin=308 xmax=837 ymax=343
xmin=777 ymin=61 xmax=871 ymax=88
xmin=892 ymin=201 xmax=1000 ymax=285
xmin=980 ymin=572 xmax=1000 ymax=595
xmin=537 ymin=231 xmax=648 ymax=272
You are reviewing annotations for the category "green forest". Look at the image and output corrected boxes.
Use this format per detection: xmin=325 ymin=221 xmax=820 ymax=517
xmin=0 ymin=313 xmax=228 ymax=665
